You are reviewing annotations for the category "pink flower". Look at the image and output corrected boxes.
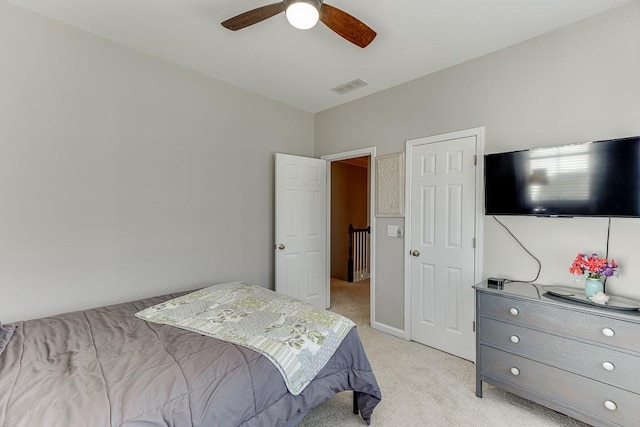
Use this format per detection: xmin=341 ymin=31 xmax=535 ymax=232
xmin=569 ymin=253 xmax=618 ymax=279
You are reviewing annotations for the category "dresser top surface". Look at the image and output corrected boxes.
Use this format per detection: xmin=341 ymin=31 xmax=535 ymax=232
xmin=474 ymin=281 xmax=640 ymax=321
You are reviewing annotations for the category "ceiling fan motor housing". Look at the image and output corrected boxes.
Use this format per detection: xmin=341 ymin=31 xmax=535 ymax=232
xmin=284 ymin=0 xmax=323 ymax=11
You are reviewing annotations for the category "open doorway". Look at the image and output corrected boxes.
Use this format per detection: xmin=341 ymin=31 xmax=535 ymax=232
xmin=322 ymin=148 xmax=376 ymax=327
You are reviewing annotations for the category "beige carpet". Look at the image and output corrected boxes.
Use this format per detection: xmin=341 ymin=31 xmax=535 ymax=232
xmin=298 ymin=279 xmax=589 ymax=427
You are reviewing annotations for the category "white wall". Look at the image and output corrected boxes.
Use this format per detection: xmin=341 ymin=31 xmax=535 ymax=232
xmin=315 ymin=2 xmax=640 ymax=330
xmin=0 ymin=2 xmax=314 ymax=323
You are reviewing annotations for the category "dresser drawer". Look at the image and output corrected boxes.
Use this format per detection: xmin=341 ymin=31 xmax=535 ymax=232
xmin=480 ymin=345 xmax=640 ymax=427
xmin=478 ymin=292 xmax=640 ymax=354
xmin=479 ymin=317 xmax=640 ymax=394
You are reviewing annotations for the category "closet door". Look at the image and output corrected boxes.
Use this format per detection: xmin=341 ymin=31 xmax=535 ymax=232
xmin=406 ymin=128 xmax=482 ymax=362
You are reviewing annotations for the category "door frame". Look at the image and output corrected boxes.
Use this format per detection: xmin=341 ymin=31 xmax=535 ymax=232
xmin=321 ymin=147 xmax=376 ymax=327
xmin=403 ymin=127 xmax=485 ymax=341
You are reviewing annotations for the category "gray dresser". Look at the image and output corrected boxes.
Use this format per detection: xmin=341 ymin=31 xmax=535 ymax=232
xmin=474 ymin=282 xmax=640 ymax=426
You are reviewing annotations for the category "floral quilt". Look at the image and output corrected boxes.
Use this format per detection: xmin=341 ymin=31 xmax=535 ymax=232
xmin=134 ymin=282 xmax=355 ymax=395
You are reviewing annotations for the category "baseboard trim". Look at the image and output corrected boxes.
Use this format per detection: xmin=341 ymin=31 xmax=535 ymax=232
xmin=371 ymin=321 xmax=405 ymax=339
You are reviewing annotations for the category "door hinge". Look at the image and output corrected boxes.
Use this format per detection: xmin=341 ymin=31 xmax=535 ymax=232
xmin=473 ymin=321 xmax=476 ymax=332
xmin=474 ymin=155 xmax=478 ymax=166
xmin=472 ymin=237 xmax=476 ymax=249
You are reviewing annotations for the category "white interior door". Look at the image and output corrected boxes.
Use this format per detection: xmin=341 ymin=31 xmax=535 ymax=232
xmin=407 ymin=132 xmax=480 ymax=362
xmin=275 ymin=153 xmax=328 ymax=309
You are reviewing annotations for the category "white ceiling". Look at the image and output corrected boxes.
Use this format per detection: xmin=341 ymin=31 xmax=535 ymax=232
xmin=7 ymin=0 xmax=634 ymax=113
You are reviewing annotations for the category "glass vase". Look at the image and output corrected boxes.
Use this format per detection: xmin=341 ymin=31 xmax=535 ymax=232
xmin=584 ymin=277 xmax=604 ymax=297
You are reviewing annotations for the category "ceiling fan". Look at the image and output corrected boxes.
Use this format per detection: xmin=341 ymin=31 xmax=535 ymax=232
xmin=221 ymin=0 xmax=377 ymax=48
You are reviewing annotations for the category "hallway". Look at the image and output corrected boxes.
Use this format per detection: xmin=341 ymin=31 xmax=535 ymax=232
xmin=330 ymin=277 xmax=370 ymax=327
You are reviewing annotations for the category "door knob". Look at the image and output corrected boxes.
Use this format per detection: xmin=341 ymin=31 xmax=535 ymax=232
xmin=410 ymin=249 xmax=420 ymax=257
xmin=277 ymin=244 xmax=285 ymax=250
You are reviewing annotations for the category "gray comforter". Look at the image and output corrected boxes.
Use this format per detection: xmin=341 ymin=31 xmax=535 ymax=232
xmin=0 ymin=292 xmax=381 ymax=426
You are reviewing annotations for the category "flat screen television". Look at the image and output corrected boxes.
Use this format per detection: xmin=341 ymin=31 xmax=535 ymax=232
xmin=484 ymin=135 xmax=640 ymax=217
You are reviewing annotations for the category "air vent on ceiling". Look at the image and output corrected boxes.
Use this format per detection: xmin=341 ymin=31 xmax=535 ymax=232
xmin=330 ymin=78 xmax=369 ymax=95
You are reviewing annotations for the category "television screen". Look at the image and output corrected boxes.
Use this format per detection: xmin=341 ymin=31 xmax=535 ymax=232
xmin=484 ymin=136 xmax=640 ymax=217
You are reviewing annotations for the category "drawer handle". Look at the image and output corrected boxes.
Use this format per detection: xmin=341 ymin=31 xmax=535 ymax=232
xmin=509 ymin=307 xmax=519 ymax=316
xmin=601 ymin=327 xmax=615 ymax=337
xmin=510 ymin=335 xmax=520 ymax=344
xmin=602 ymin=361 xmax=615 ymax=371
xmin=604 ymin=400 xmax=617 ymax=411
xmin=510 ymin=367 xmax=520 ymax=376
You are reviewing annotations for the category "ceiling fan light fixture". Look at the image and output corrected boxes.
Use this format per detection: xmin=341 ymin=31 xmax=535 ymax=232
xmin=285 ymin=0 xmax=321 ymax=30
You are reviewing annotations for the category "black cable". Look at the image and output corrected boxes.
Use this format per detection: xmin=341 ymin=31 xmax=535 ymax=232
xmin=492 ymin=215 xmax=542 ymax=284
xmin=605 ymin=217 xmax=611 ymax=258
xmin=603 ymin=217 xmax=612 ymax=292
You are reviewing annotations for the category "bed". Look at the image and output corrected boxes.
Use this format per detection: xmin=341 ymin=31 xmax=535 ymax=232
xmin=0 ymin=284 xmax=381 ymax=426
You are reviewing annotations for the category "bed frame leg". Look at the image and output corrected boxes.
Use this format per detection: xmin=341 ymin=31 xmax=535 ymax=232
xmin=353 ymin=391 xmax=359 ymax=414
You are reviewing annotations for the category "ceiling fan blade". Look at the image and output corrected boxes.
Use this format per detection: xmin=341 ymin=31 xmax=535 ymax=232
xmin=319 ymin=4 xmax=376 ymax=48
xmin=221 ymin=2 xmax=285 ymax=31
